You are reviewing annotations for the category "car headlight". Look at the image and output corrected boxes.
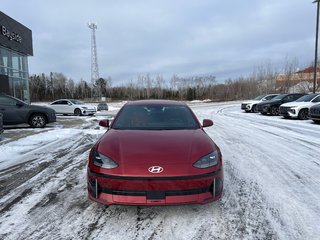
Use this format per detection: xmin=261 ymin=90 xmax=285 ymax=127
xmin=193 ymin=150 xmax=219 ymax=168
xmin=92 ymin=150 xmax=118 ymax=169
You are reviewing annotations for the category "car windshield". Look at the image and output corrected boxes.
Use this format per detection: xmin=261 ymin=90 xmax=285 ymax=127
xmin=295 ymin=94 xmax=317 ymax=102
xmin=253 ymin=95 xmax=266 ymax=100
xmin=272 ymin=94 xmax=287 ymax=100
xmin=112 ymin=105 xmax=200 ymax=130
xmin=69 ymin=99 xmax=85 ymax=105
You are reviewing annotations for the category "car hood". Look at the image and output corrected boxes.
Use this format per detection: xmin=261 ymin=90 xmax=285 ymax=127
xmin=310 ymin=104 xmax=320 ymax=110
xmin=281 ymin=102 xmax=314 ymax=108
xmin=242 ymin=100 xmax=260 ymax=104
xmin=95 ymin=129 xmax=216 ymax=177
xmin=257 ymin=99 xmax=282 ymax=106
xmin=77 ymin=104 xmax=96 ymax=110
xmin=30 ymin=104 xmax=55 ymax=113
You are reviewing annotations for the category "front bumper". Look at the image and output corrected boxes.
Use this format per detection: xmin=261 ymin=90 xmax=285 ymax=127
xmin=279 ymin=106 xmax=298 ymax=118
xmin=310 ymin=108 xmax=320 ymax=121
xmin=241 ymin=103 xmax=251 ymax=111
xmin=47 ymin=112 xmax=57 ymax=123
xmin=87 ymin=169 xmax=223 ymax=205
xmin=257 ymin=105 xmax=269 ymax=114
xmin=81 ymin=109 xmax=96 ymax=115
xmin=310 ymin=114 xmax=320 ymax=121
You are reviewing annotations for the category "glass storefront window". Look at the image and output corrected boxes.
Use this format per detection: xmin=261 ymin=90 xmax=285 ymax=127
xmin=0 ymin=47 xmax=30 ymax=102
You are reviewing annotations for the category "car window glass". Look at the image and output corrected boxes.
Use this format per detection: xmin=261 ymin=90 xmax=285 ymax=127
xmin=70 ymin=99 xmax=84 ymax=105
xmin=254 ymin=95 xmax=265 ymax=100
xmin=265 ymin=95 xmax=274 ymax=100
xmin=296 ymin=94 xmax=316 ymax=102
xmin=0 ymin=96 xmax=17 ymax=106
xmin=283 ymin=96 xmax=291 ymax=102
xmin=273 ymin=94 xmax=286 ymax=100
xmin=113 ymin=105 xmax=199 ymax=130
xmin=293 ymin=94 xmax=303 ymax=100
xmin=312 ymin=96 xmax=320 ymax=103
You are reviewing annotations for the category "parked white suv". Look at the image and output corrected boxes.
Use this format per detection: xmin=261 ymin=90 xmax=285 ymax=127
xmin=279 ymin=93 xmax=320 ymax=120
xmin=241 ymin=94 xmax=279 ymax=113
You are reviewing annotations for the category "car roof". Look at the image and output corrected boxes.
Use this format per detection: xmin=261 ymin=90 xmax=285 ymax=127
xmin=125 ymin=99 xmax=187 ymax=106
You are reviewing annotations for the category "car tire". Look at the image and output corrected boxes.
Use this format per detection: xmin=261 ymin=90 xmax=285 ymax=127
xmin=271 ymin=106 xmax=279 ymax=116
xmin=251 ymin=105 xmax=258 ymax=113
xmin=298 ymin=109 xmax=309 ymax=120
xmin=74 ymin=108 xmax=82 ymax=116
xmin=29 ymin=114 xmax=47 ymax=128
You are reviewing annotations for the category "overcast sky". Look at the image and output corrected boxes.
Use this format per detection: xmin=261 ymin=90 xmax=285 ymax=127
xmin=1 ymin=0 xmax=318 ymax=85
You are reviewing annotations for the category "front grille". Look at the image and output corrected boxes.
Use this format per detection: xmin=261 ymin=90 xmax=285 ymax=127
xmin=310 ymin=108 xmax=320 ymax=114
xmin=279 ymin=106 xmax=290 ymax=115
xmin=100 ymin=187 xmax=211 ymax=200
xmin=256 ymin=105 xmax=263 ymax=111
xmin=241 ymin=104 xmax=247 ymax=109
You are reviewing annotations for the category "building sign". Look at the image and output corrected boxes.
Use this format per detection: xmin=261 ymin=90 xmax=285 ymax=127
xmin=0 ymin=11 xmax=33 ymax=56
xmin=1 ymin=25 xmax=22 ymax=43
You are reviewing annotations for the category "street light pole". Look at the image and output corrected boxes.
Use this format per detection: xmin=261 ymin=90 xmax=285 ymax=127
xmin=313 ymin=0 xmax=320 ymax=93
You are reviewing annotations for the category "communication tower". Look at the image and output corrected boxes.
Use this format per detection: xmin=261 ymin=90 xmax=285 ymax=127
xmin=88 ymin=22 xmax=100 ymax=85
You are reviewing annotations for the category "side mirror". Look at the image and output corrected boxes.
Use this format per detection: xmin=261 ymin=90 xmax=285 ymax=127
xmin=99 ymin=119 xmax=110 ymax=128
xmin=202 ymin=119 xmax=213 ymax=128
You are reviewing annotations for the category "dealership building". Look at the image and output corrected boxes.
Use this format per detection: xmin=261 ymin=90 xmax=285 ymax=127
xmin=0 ymin=11 xmax=33 ymax=102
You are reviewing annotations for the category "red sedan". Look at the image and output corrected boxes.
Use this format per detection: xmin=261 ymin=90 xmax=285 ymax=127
xmin=87 ymin=100 xmax=223 ymax=206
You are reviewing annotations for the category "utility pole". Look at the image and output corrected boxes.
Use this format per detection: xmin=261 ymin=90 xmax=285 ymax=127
xmin=88 ymin=22 xmax=100 ymax=96
xmin=313 ymin=0 xmax=320 ymax=93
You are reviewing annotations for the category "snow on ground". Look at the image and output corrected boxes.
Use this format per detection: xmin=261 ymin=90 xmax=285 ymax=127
xmin=0 ymin=101 xmax=319 ymax=240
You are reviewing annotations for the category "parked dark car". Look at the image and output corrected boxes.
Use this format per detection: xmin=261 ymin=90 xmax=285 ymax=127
xmin=0 ymin=93 xmax=56 ymax=128
xmin=256 ymin=93 xmax=306 ymax=116
xmin=309 ymin=103 xmax=320 ymax=124
xmin=0 ymin=113 xmax=3 ymax=138
xmin=97 ymin=102 xmax=109 ymax=111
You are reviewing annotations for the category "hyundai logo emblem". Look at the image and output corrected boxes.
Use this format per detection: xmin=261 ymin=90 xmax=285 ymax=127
xmin=148 ymin=166 xmax=163 ymax=173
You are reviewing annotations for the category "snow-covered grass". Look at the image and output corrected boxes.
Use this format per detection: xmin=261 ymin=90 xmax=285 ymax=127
xmin=0 ymin=101 xmax=319 ymax=240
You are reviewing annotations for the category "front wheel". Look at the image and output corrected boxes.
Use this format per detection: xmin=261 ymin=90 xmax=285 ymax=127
xmin=74 ymin=108 xmax=82 ymax=116
xmin=29 ymin=114 xmax=46 ymax=128
xmin=251 ymin=105 xmax=258 ymax=113
xmin=298 ymin=109 xmax=309 ymax=120
xmin=270 ymin=106 xmax=279 ymax=116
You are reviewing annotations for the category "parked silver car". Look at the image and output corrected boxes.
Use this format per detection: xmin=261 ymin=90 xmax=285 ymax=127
xmin=97 ymin=102 xmax=109 ymax=111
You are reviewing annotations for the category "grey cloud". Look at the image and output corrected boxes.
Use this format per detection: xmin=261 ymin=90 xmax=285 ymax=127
xmin=1 ymin=0 xmax=317 ymax=85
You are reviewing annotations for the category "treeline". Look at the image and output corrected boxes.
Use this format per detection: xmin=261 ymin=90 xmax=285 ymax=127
xmin=30 ymin=60 xmax=304 ymax=102
xmin=29 ymin=73 xmax=276 ymax=102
